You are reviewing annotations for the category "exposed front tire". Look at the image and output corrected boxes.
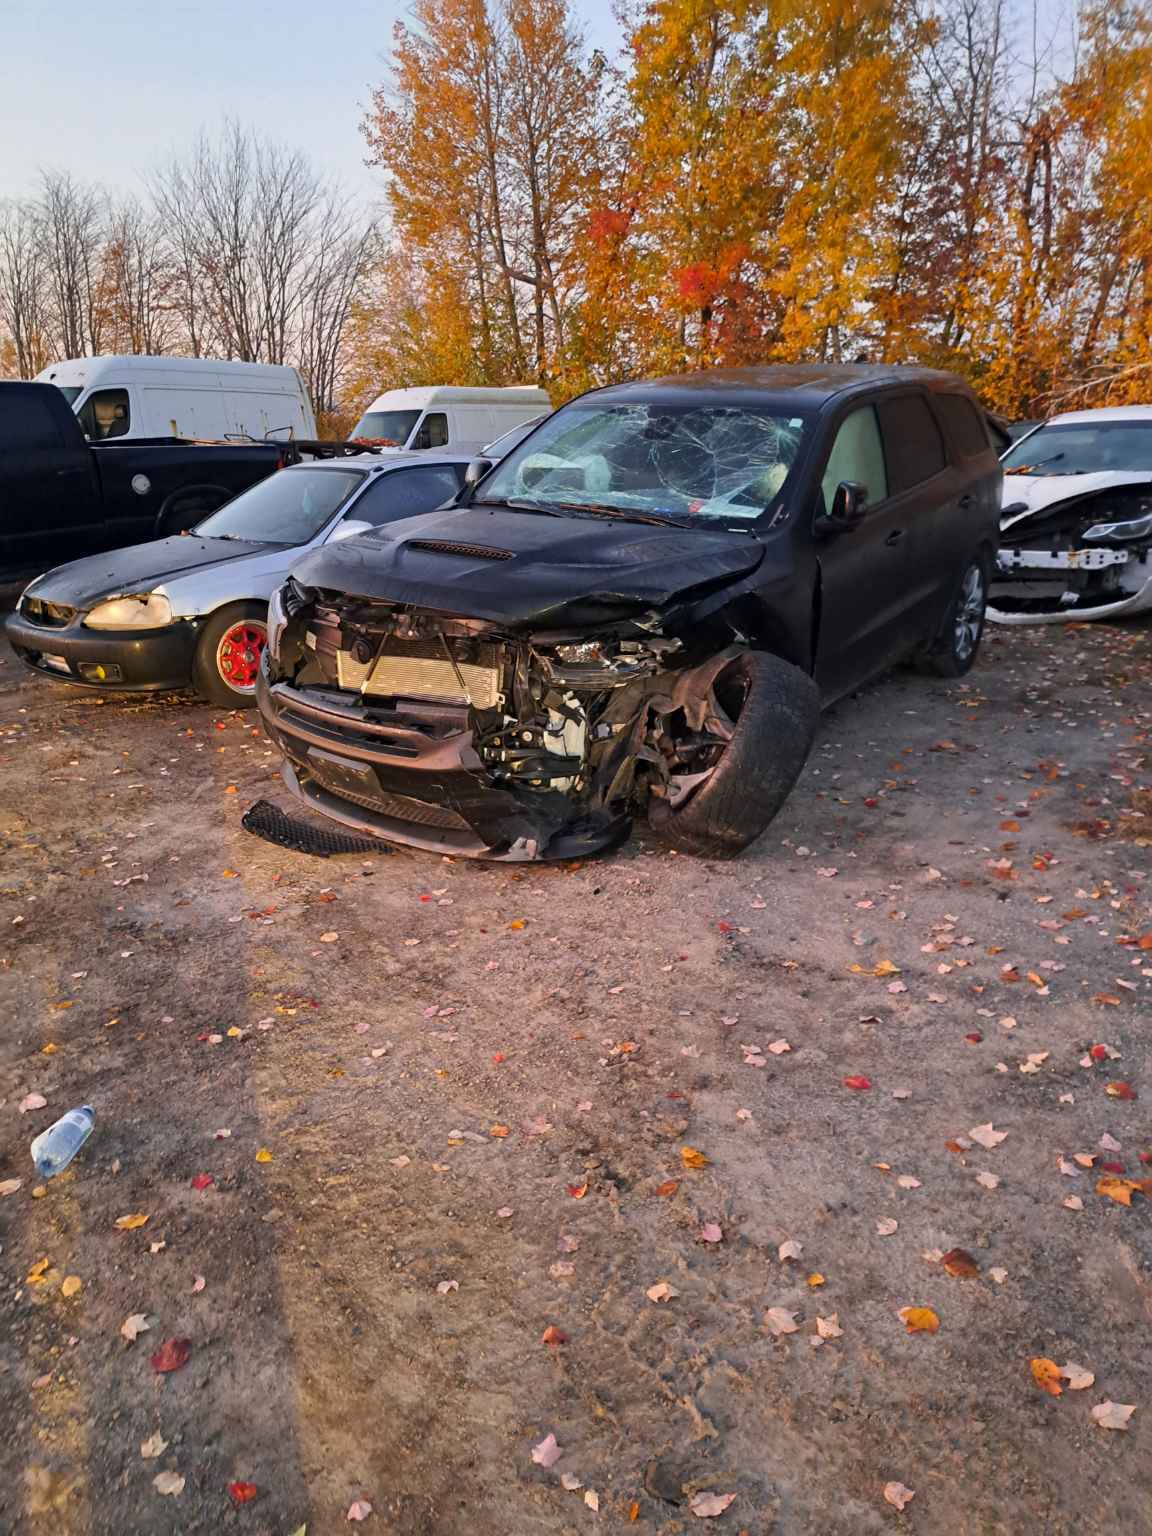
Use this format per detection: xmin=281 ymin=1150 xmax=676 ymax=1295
xmin=648 ymin=649 xmax=820 ymax=858
xmin=192 ymin=603 xmax=268 ymax=708
xmin=915 ymin=554 xmax=988 ymax=678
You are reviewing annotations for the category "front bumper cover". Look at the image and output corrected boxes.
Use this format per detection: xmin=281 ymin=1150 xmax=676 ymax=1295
xmin=256 ymin=669 xmax=629 ymax=861
xmin=5 ymin=609 xmax=198 ymax=691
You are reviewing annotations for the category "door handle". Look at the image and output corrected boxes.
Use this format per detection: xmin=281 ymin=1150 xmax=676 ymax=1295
xmin=884 ymin=529 xmax=905 ymax=546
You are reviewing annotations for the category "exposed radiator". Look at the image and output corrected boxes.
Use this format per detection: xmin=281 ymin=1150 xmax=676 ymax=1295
xmin=337 ymin=639 xmax=502 ymax=708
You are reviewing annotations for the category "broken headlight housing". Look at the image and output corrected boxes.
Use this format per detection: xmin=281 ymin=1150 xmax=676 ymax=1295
xmin=83 ymin=592 xmax=173 ymax=630
xmin=1082 ymin=513 xmax=1152 ymax=542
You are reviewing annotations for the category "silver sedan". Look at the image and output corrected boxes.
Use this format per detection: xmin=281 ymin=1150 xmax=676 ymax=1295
xmin=6 ymin=453 xmax=470 ymax=706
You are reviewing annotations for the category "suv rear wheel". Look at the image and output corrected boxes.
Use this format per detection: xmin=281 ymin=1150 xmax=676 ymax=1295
xmin=648 ymin=649 xmax=820 ymax=858
xmin=192 ymin=603 xmax=268 ymax=708
xmin=916 ymin=555 xmax=988 ymax=677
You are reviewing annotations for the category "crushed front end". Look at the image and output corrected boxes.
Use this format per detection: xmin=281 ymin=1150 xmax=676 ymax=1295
xmin=258 ymin=579 xmax=736 ymax=860
xmin=989 ymin=484 xmax=1152 ymax=623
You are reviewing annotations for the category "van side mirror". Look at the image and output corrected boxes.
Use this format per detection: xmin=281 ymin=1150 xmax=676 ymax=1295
xmin=815 ymin=481 xmax=868 ymax=537
xmin=465 ymin=456 xmax=493 ymax=489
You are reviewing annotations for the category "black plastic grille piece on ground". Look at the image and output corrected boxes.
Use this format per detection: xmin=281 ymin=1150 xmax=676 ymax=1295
xmin=240 ymin=798 xmax=391 ymax=858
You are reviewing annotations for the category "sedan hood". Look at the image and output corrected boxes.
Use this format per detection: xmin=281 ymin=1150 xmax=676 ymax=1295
xmin=27 ymin=536 xmax=275 ymax=609
xmin=1000 ymin=471 xmax=1152 ymax=530
xmin=290 ymin=505 xmax=764 ymax=626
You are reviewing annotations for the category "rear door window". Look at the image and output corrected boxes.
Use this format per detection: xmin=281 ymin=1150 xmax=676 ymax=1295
xmin=820 ymin=406 xmax=888 ymax=514
xmin=0 ymin=390 xmax=63 ymax=450
xmin=351 ymin=464 xmax=464 ymax=525
xmin=935 ymin=393 xmax=990 ymax=458
xmin=876 ymin=394 xmax=947 ymax=492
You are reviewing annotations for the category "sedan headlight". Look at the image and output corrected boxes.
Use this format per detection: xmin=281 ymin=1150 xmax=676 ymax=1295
xmin=1082 ymin=513 xmax=1152 ymax=542
xmin=83 ymin=593 xmax=174 ymax=630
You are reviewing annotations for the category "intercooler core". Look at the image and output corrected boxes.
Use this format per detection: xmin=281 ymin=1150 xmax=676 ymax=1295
xmin=334 ymin=637 xmax=504 ymax=709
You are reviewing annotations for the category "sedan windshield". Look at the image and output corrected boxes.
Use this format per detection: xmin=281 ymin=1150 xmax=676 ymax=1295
xmin=1003 ymin=420 xmax=1152 ymax=476
xmin=350 ymin=409 xmax=420 ymax=445
xmin=480 ymin=401 xmax=809 ymax=523
xmin=194 ymin=469 xmax=365 ymax=545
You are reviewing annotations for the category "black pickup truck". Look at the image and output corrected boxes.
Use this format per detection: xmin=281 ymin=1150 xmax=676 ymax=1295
xmin=0 ymin=381 xmax=285 ymax=578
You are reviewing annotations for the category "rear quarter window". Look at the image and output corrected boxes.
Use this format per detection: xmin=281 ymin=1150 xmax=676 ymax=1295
xmin=935 ymin=393 xmax=991 ymax=458
xmin=875 ymin=394 xmax=947 ymax=493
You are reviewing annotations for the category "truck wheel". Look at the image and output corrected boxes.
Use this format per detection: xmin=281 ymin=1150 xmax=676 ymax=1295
xmin=154 ymin=485 xmax=230 ymax=539
xmin=192 ymin=603 xmax=268 ymax=708
xmin=648 ymin=650 xmax=820 ymax=858
xmin=914 ymin=555 xmax=988 ymax=678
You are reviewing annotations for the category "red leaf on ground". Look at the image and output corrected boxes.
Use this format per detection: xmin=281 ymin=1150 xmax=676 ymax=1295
xmin=190 ymin=1173 xmax=213 ymax=1191
xmin=843 ymin=1076 xmax=871 ymax=1091
xmin=565 ymin=1183 xmax=588 ymax=1199
xmin=1089 ymin=1044 xmax=1109 ymax=1062
xmin=227 ymin=1482 xmax=258 ymax=1504
xmin=1106 ymin=1082 xmax=1137 ymax=1100
xmin=541 ymin=1325 xmax=568 ymax=1346
xmin=150 ymin=1338 xmax=191 ymax=1373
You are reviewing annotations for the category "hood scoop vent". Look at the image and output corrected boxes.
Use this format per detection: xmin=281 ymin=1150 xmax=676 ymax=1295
xmin=407 ymin=539 xmax=513 ymax=561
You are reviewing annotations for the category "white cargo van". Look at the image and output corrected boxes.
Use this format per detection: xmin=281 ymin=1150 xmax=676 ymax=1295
xmin=35 ymin=356 xmax=317 ymax=443
xmin=350 ymin=385 xmax=550 ymax=454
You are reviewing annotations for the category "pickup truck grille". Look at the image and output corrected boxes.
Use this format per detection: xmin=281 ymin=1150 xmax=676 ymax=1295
xmin=20 ymin=596 xmax=77 ymax=628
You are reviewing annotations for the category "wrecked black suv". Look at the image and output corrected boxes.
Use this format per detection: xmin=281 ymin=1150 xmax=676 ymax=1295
xmin=257 ymin=366 xmax=1001 ymax=860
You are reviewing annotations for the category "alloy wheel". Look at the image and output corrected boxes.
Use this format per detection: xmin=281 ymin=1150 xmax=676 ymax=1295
xmin=215 ymin=620 xmax=267 ymax=694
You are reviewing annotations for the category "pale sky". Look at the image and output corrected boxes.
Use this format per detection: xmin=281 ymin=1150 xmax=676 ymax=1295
xmin=0 ymin=0 xmax=622 ymax=210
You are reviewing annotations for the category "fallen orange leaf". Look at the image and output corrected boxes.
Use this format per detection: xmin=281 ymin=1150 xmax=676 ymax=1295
xmin=1030 ymin=1357 xmax=1063 ymax=1396
xmin=489 ymin=1124 xmax=510 ymax=1138
xmin=898 ymin=1306 xmax=940 ymax=1334
xmin=653 ymin=1179 xmax=679 ymax=1197
xmin=1105 ymin=1081 xmax=1137 ymax=1100
xmin=566 ymin=1182 xmax=588 ymax=1199
xmin=114 ymin=1213 xmax=149 ymax=1231
xmin=1096 ymin=1175 xmax=1140 ymax=1206
xmin=680 ymin=1146 xmax=710 ymax=1170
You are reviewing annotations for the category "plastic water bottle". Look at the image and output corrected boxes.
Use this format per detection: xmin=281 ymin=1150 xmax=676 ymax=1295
xmin=30 ymin=1106 xmax=95 ymax=1178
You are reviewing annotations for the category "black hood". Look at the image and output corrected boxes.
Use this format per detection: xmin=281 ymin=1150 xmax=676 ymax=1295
xmin=28 ymin=536 xmax=269 ymax=608
xmin=290 ymin=506 xmax=764 ymax=626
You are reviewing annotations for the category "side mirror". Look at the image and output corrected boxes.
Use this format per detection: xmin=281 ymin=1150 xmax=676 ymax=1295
xmin=815 ymin=480 xmax=867 ymax=537
xmin=464 ymin=456 xmax=493 ymax=489
xmin=328 ymin=518 xmax=374 ymax=543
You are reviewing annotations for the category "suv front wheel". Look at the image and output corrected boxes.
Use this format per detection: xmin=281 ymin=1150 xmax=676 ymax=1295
xmin=916 ymin=555 xmax=988 ymax=678
xmin=648 ymin=649 xmax=820 ymax=858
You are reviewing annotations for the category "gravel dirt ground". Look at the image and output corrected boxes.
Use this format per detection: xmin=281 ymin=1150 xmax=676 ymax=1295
xmin=1 ymin=613 xmax=1151 ymax=1536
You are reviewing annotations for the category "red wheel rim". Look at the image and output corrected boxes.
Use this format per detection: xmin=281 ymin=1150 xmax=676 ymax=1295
xmin=215 ymin=621 xmax=267 ymax=692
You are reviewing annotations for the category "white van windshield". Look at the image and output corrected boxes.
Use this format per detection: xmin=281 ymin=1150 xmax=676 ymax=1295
xmin=480 ymin=402 xmax=809 ymax=523
xmin=351 ymin=410 xmax=420 ymax=445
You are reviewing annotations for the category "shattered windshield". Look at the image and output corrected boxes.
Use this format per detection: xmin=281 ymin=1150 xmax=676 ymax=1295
xmin=480 ymin=401 xmax=809 ymax=523
xmin=1003 ymin=420 xmax=1152 ymax=476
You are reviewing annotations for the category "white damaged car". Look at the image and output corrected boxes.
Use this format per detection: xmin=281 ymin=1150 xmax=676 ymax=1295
xmin=989 ymin=405 xmax=1152 ymax=624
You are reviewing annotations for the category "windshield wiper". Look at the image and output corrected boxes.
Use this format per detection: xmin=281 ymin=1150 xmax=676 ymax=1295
xmin=497 ymin=496 xmax=696 ymax=528
xmin=1005 ymin=452 xmax=1065 ymax=475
